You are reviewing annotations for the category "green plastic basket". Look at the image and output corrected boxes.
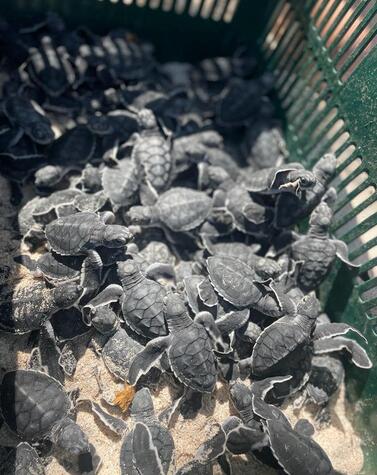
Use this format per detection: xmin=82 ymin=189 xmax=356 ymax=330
xmin=0 ymin=0 xmax=376 ymax=472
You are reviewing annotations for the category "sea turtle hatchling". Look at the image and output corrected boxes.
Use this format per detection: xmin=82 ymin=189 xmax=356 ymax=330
xmin=120 ymin=388 xmax=175 ymax=475
xmin=130 ymin=108 xmax=173 ymax=196
xmin=127 ymin=187 xmax=212 ymax=235
xmin=34 ymin=125 xmax=96 ymax=188
xmin=45 ymin=211 xmax=133 ymax=256
xmin=289 ymin=194 xmax=359 ymax=292
xmin=206 ymin=255 xmax=293 ymax=317
xmin=0 ymin=370 xmax=100 ymax=473
xmin=0 ymin=278 xmax=82 ymax=334
xmin=127 ymin=292 xmax=227 ymax=393
xmin=240 ymin=163 xmax=316 ymax=198
xmin=3 ymin=96 xmax=55 ymax=145
xmin=252 ymin=395 xmax=335 ymax=475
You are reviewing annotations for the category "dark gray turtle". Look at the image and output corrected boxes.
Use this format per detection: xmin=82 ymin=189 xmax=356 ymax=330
xmin=206 ymin=255 xmax=293 ymax=317
xmin=274 ymin=153 xmax=337 ymax=228
xmin=25 ymin=37 xmax=79 ymax=97
xmin=130 ymin=108 xmax=173 ymax=196
xmin=243 ymin=119 xmax=287 ymax=169
xmin=245 ymin=293 xmax=321 ymax=379
xmin=240 ymin=163 xmax=316 ymax=198
xmin=216 ymin=75 xmax=274 ymax=127
xmin=128 ymin=292 xmax=225 ymax=393
xmin=290 ymin=195 xmax=359 ymax=292
xmin=127 ymin=187 xmax=212 ymax=234
xmin=32 ymin=189 xmax=82 ymax=225
xmin=120 ymin=388 xmax=174 ymax=475
xmin=252 ymin=395 xmax=336 ymax=475
xmin=0 ymin=370 xmax=100 ymax=473
xmin=34 ymin=126 xmax=96 ymax=188
xmin=45 ymin=211 xmax=132 ymax=256
xmin=0 ymin=278 xmax=82 ymax=334
xmin=3 ymin=96 xmax=55 ymax=145
xmin=102 ymin=158 xmax=140 ymax=212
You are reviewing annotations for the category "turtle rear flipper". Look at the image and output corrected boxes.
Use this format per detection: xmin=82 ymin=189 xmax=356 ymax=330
xmin=132 ymin=422 xmax=164 ymax=475
xmin=313 ymin=336 xmax=372 ymax=369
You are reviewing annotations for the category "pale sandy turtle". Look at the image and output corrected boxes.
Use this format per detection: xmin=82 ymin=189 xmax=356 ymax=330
xmin=0 ymin=278 xmax=82 ymax=334
xmin=127 ymin=292 xmax=226 ymax=393
xmin=45 ymin=211 xmax=133 ymax=256
xmin=80 ymin=164 xmax=102 ymax=192
xmin=275 ymin=153 xmax=337 ymax=228
xmin=34 ymin=126 xmax=96 ymax=188
xmin=130 ymin=108 xmax=173 ymax=196
xmin=241 ymin=163 xmax=316 ymax=198
xmin=0 ymin=370 xmax=100 ymax=473
xmin=102 ymin=158 xmax=140 ymax=212
xmin=206 ymin=255 xmax=293 ymax=317
xmin=120 ymin=388 xmax=175 ymax=475
xmin=127 ymin=187 xmax=212 ymax=234
xmin=3 ymin=96 xmax=54 ymax=145
xmin=252 ymin=395 xmax=335 ymax=475
xmin=290 ymin=195 xmax=359 ymax=291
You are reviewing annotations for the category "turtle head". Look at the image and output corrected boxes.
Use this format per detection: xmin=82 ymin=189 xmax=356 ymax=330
xmin=230 ymin=381 xmax=254 ymax=423
xmin=90 ymin=307 xmax=118 ymax=335
xmin=130 ymin=388 xmax=155 ymax=422
xmin=286 ymin=170 xmax=316 ymax=197
xmin=117 ymin=260 xmax=143 ymax=289
xmin=314 ymin=153 xmax=337 ymax=184
xmin=309 ymin=201 xmax=332 ymax=236
xmin=255 ymin=258 xmax=282 ymax=280
xmin=28 ymin=122 xmax=54 ymax=145
xmin=137 ymin=108 xmax=157 ymax=129
xmin=34 ymin=165 xmax=61 ymax=188
xmin=53 ymin=283 xmax=82 ymax=308
xmin=296 ymin=292 xmax=321 ymax=334
xmin=163 ymin=292 xmax=191 ymax=331
xmin=103 ymin=225 xmax=133 ymax=248
xmin=126 ymin=205 xmax=155 ymax=226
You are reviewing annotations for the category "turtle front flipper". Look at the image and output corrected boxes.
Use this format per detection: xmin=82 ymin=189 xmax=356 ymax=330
xmin=195 ymin=422 xmax=227 ymax=464
xmin=194 ymin=311 xmax=229 ymax=353
xmin=313 ymin=322 xmax=367 ymax=343
xmin=313 ymin=336 xmax=372 ymax=369
xmin=333 ymin=239 xmax=360 ymax=269
xmin=132 ymin=422 xmax=164 ymax=475
xmin=127 ymin=335 xmax=171 ymax=386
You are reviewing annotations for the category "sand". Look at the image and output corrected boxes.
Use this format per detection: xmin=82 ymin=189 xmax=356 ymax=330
xmin=31 ymin=346 xmax=363 ymax=475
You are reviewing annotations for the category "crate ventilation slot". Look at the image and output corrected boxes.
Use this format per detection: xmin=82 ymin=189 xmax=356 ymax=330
xmin=100 ymin=0 xmax=240 ymax=22
xmin=262 ymin=0 xmax=377 ymax=319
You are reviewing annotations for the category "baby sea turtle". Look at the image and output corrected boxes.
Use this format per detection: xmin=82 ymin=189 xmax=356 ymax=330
xmin=130 ymin=108 xmax=173 ymax=196
xmin=275 ymin=153 xmax=337 ymax=228
xmin=206 ymin=255 xmax=291 ymax=317
xmin=128 ymin=187 xmax=212 ymax=233
xmin=252 ymin=395 xmax=335 ymax=475
xmin=0 ymin=370 xmax=99 ymax=473
xmin=290 ymin=196 xmax=358 ymax=292
xmin=120 ymin=388 xmax=175 ymax=475
xmin=3 ymin=96 xmax=55 ymax=145
xmin=34 ymin=125 xmax=96 ymax=188
xmin=241 ymin=163 xmax=316 ymax=198
xmin=216 ymin=75 xmax=274 ymax=127
xmin=45 ymin=211 xmax=133 ymax=256
xmin=102 ymin=158 xmax=140 ymax=212
xmin=128 ymin=292 xmax=225 ymax=393
xmin=0 ymin=278 xmax=81 ymax=334
xmin=246 ymin=293 xmax=320 ymax=379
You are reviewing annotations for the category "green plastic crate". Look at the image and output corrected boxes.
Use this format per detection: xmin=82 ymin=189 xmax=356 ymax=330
xmin=0 ymin=0 xmax=376 ymax=472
